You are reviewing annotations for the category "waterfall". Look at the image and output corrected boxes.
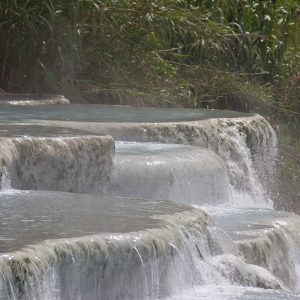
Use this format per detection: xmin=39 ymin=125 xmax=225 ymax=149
xmin=137 ymin=115 xmax=277 ymax=206
xmin=41 ymin=113 xmax=276 ymax=206
xmin=0 ymin=191 xmax=285 ymax=300
xmin=107 ymin=142 xmax=229 ymax=205
xmin=0 ymin=104 xmax=298 ymax=299
xmin=0 ymin=105 xmax=276 ymax=205
xmin=210 ymin=208 xmax=300 ymax=289
xmin=0 ymin=168 xmax=11 ymax=191
xmin=0 ymin=136 xmax=114 ymax=193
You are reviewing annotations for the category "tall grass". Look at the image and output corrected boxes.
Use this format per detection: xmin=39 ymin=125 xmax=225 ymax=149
xmin=0 ymin=0 xmax=299 ymax=118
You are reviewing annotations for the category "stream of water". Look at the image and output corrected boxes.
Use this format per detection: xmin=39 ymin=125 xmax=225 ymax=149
xmin=0 ymin=102 xmax=299 ymax=299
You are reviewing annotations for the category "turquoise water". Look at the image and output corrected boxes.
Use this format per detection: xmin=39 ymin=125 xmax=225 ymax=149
xmin=0 ymin=104 xmax=252 ymax=123
xmin=0 ymin=102 xmax=298 ymax=299
xmin=0 ymin=190 xmax=191 ymax=252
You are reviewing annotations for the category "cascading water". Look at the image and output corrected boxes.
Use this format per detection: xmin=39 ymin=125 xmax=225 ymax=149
xmin=0 ymin=191 xmax=216 ymax=299
xmin=16 ymin=107 xmax=275 ymax=206
xmin=0 ymin=136 xmax=114 ymax=193
xmin=135 ymin=115 xmax=277 ymax=207
xmin=105 ymin=140 xmax=300 ymax=294
xmin=0 ymin=103 xmax=299 ymax=299
xmin=0 ymin=192 xmax=287 ymax=300
xmin=107 ymin=141 xmax=229 ymax=205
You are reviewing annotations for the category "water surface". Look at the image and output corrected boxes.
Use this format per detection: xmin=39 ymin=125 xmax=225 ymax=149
xmin=0 ymin=124 xmax=88 ymax=137
xmin=0 ymin=104 xmax=253 ymax=123
xmin=0 ymin=190 xmax=193 ymax=252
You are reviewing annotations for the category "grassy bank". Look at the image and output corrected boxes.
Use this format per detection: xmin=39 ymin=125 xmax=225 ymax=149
xmin=0 ymin=1 xmax=299 ymax=114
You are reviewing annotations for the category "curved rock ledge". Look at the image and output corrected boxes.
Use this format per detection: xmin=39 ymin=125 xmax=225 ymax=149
xmin=0 ymin=135 xmax=114 ymax=193
xmin=0 ymin=104 xmax=277 ymax=202
xmin=0 ymin=191 xmax=211 ymax=299
xmin=45 ymin=113 xmax=276 ymax=202
xmin=212 ymin=209 xmax=300 ymax=289
xmin=0 ymin=191 xmax=284 ymax=299
xmin=108 ymin=141 xmax=229 ymax=205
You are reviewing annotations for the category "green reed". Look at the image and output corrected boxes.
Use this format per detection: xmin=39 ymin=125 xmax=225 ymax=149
xmin=0 ymin=0 xmax=299 ymax=118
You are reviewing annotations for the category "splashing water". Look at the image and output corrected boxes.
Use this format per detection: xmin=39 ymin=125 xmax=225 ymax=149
xmin=0 ymin=104 xmax=297 ymax=299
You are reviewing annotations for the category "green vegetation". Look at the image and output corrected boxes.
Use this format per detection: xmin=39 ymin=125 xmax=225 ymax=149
xmin=0 ymin=0 xmax=299 ymax=115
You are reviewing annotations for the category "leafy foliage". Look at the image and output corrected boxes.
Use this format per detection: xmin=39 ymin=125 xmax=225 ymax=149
xmin=0 ymin=0 xmax=299 ymax=118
